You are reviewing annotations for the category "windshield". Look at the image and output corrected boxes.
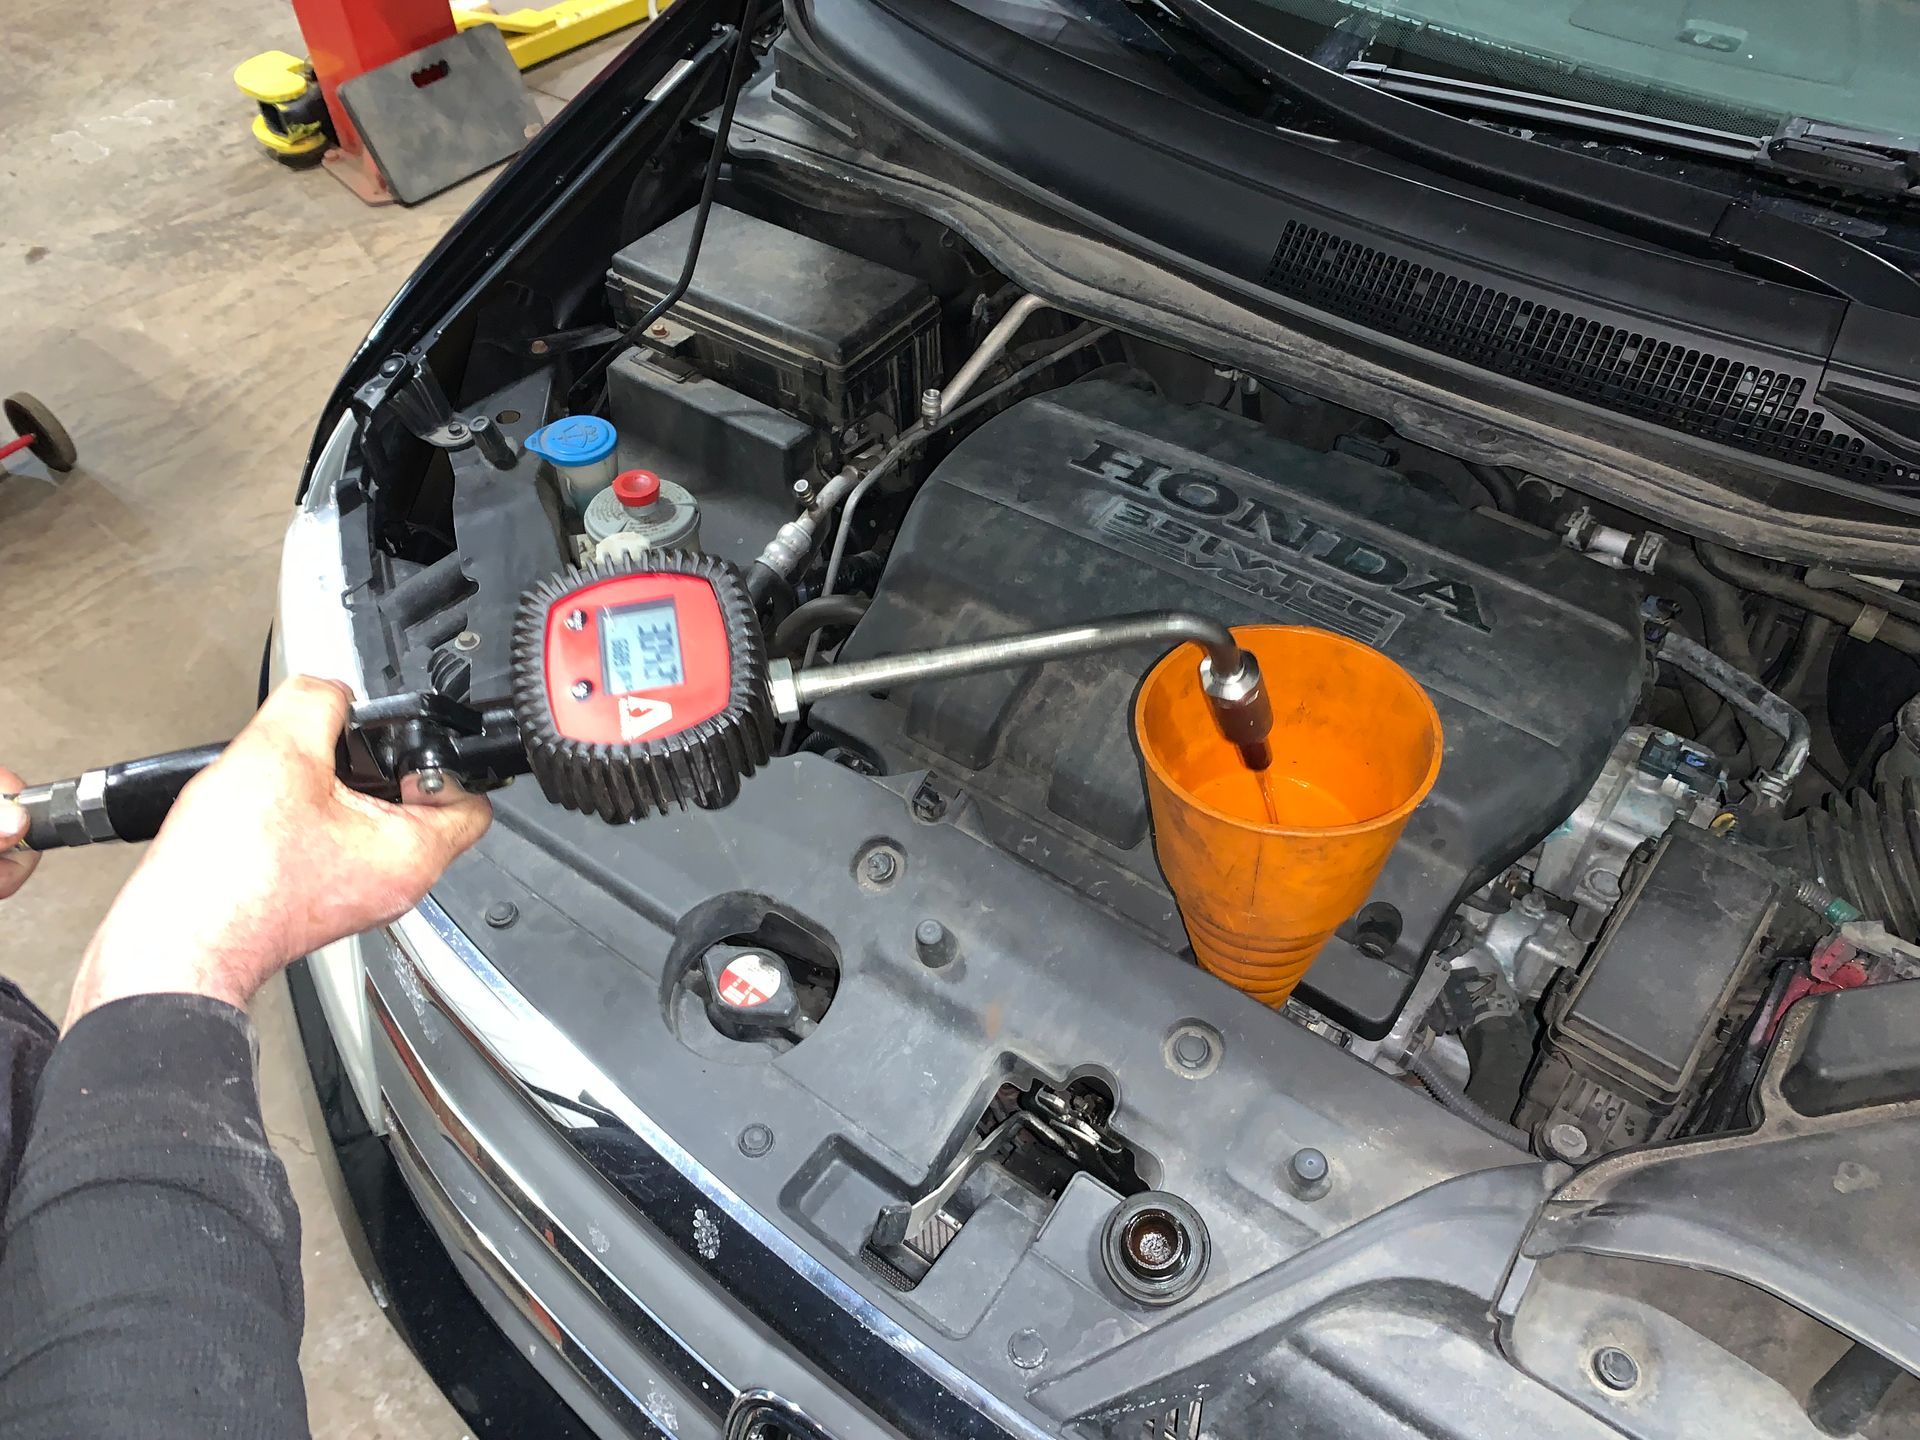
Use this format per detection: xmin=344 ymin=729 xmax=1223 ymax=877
xmin=1244 ymin=0 xmax=1914 ymax=137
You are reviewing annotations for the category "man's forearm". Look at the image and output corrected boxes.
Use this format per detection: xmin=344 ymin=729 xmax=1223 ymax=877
xmin=0 ymin=995 xmax=309 ymax=1439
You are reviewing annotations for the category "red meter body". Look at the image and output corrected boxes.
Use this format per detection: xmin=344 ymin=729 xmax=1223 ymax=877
xmin=511 ymin=554 xmax=774 ymax=822
xmin=540 ymin=571 xmax=733 ymax=744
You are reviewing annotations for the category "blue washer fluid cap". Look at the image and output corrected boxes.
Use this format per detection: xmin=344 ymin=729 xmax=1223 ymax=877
xmin=526 ymin=414 xmax=617 ymax=466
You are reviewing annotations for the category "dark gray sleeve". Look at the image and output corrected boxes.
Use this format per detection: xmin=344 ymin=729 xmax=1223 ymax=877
xmin=0 ymin=993 xmax=309 ymax=1439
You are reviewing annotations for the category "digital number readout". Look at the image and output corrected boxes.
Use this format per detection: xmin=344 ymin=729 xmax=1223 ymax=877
xmin=599 ymin=599 xmax=685 ymax=694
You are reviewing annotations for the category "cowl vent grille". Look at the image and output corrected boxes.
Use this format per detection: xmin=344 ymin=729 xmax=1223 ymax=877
xmin=1262 ymin=221 xmax=1918 ymax=492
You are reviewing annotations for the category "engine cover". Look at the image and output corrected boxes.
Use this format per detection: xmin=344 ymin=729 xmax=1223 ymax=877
xmin=814 ymin=381 xmax=1645 ymax=1034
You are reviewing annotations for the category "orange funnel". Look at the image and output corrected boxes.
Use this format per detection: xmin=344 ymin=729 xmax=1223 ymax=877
xmin=1136 ymin=625 xmax=1442 ymax=1007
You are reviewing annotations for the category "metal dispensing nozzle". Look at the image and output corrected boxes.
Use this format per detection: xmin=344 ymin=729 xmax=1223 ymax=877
xmin=769 ymin=610 xmax=1272 ymax=768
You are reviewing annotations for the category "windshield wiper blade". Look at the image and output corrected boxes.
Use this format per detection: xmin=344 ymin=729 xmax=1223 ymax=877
xmin=1346 ymin=62 xmax=1920 ymax=204
xmin=1150 ymin=0 xmax=1920 ymax=314
xmin=1343 ymin=62 xmax=1764 ymax=164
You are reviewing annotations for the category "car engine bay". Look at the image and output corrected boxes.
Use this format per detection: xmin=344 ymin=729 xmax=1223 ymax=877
xmin=410 ymin=186 xmax=1920 ymax=1136
xmin=332 ymin=26 xmax=1920 ymax=1435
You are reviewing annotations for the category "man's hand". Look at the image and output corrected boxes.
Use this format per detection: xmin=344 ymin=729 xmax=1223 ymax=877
xmin=65 ymin=676 xmax=492 ymax=1026
xmin=0 ymin=771 xmax=43 ymax=901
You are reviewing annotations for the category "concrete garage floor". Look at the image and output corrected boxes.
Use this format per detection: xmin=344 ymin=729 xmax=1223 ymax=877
xmin=0 ymin=4 xmax=624 ymax=1434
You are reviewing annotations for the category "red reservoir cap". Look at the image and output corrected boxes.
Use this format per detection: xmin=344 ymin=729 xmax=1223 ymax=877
xmin=614 ymin=469 xmax=661 ymax=508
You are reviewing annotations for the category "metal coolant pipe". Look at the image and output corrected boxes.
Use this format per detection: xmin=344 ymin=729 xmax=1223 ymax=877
xmin=768 ymin=612 xmax=1273 ymax=768
xmin=930 ymin=294 xmax=1051 ymax=420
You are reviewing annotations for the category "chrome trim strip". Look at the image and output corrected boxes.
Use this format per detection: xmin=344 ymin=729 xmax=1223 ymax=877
xmin=391 ymin=898 xmax=1042 ymax=1439
xmin=726 ymin=1389 xmax=839 ymax=1440
xmin=368 ymin=972 xmax=737 ymax=1421
xmin=384 ymin=1099 xmax=675 ymax=1439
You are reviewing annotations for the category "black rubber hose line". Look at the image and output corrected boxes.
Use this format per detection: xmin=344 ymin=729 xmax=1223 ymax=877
xmin=1408 ymin=1050 xmax=1532 ymax=1151
xmin=771 ymin=594 xmax=870 ymax=657
xmin=1700 ymin=544 xmax=1920 ymax=656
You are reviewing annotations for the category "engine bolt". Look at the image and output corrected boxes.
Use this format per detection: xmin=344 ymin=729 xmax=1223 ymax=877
xmin=453 ymin=630 xmax=481 ymax=653
xmin=1591 ymin=1346 xmax=1640 ymax=1392
xmin=738 ymin=1123 xmax=774 ymax=1157
xmin=1163 ymin=1022 xmax=1222 ymax=1080
xmin=1547 ymin=1122 xmax=1592 ymax=1162
xmin=862 ymin=849 xmax=898 ymax=885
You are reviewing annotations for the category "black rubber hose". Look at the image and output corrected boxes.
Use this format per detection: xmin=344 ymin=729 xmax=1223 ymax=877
xmin=18 ymin=744 xmax=228 ymax=850
xmin=1807 ymin=567 xmax=1920 ymax=626
xmin=1807 ymin=1343 xmax=1904 ymax=1437
xmin=771 ymin=594 xmax=870 ymax=657
xmin=1776 ymin=615 xmax=1837 ymax=705
xmin=1654 ymin=544 xmax=1757 ymax=664
xmin=1463 ymin=462 xmax=1519 ymax=513
xmin=746 ymin=560 xmax=795 ymax=617
xmin=102 ymin=746 xmax=228 ymax=843
xmin=1409 ymin=1051 xmax=1531 ymax=1151
xmin=1462 ymin=1014 xmax=1534 ymax=1115
xmin=1656 ymin=630 xmax=1811 ymax=805
xmin=1700 ymin=544 xmax=1920 ymax=656
xmin=1841 ymin=723 xmax=1897 ymax=794
xmin=1651 ymin=542 xmax=1767 ymax=755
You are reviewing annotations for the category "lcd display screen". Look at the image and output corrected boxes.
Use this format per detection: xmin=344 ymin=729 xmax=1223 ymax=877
xmin=599 ymin=599 xmax=684 ymax=694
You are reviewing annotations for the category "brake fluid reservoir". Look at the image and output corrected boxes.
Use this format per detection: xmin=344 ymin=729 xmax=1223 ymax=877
xmin=585 ymin=469 xmax=701 ymax=560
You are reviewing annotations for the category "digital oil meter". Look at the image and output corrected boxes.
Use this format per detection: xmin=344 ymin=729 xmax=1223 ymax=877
xmin=510 ymin=552 xmax=776 ymax=822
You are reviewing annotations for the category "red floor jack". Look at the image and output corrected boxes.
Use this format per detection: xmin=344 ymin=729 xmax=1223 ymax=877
xmin=1 ymin=394 xmax=76 ymax=475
